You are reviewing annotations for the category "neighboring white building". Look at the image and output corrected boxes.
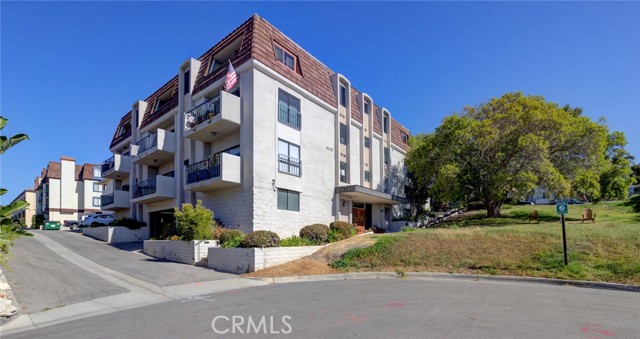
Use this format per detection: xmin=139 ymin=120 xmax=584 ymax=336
xmin=100 ymin=15 xmax=411 ymax=238
xmin=35 ymin=156 xmax=105 ymax=223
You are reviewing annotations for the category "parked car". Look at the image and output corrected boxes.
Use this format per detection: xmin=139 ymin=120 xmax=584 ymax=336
xmin=566 ymin=199 xmax=586 ymax=205
xmin=64 ymin=220 xmax=81 ymax=230
xmin=81 ymin=214 xmax=114 ymax=227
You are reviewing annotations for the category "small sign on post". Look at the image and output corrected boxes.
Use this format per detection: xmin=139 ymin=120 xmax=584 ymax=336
xmin=556 ymin=199 xmax=569 ymax=265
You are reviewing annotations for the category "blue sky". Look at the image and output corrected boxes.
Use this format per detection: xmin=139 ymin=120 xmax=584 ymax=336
xmin=1 ymin=1 xmax=638 ymax=203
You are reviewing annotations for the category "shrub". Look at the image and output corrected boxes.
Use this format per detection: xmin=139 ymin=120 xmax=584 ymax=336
xmin=280 ymin=236 xmax=316 ymax=247
xmin=219 ymin=229 xmax=246 ymax=248
xmin=174 ymin=200 xmax=215 ymax=241
xmin=372 ymin=225 xmax=386 ymax=234
xmin=329 ymin=221 xmax=355 ymax=241
xmin=299 ymin=224 xmax=329 ymax=244
xmin=211 ymin=226 xmax=225 ymax=240
xmin=241 ymin=230 xmax=280 ymax=248
xmin=109 ymin=218 xmax=146 ymax=229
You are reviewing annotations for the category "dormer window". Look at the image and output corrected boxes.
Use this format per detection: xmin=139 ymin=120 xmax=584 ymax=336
xmin=401 ymin=133 xmax=408 ymax=144
xmin=208 ymin=58 xmax=221 ymax=75
xmin=154 ymin=91 xmax=172 ymax=112
xmin=274 ymin=45 xmax=295 ymax=70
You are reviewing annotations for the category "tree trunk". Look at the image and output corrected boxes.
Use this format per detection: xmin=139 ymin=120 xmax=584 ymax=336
xmin=486 ymin=201 xmax=502 ymax=218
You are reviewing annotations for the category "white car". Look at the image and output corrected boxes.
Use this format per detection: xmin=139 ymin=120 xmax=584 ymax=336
xmin=82 ymin=214 xmax=114 ymax=227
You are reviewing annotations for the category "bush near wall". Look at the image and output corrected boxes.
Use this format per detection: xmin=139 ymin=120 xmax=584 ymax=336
xmin=241 ymin=230 xmax=280 ymax=248
xmin=219 ymin=229 xmax=246 ymax=248
xmin=329 ymin=221 xmax=355 ymax=241
xmin=299 ymin=224 xmax=329 ymax=244
xmin=174 ymin=200 xmax=215 ymax=241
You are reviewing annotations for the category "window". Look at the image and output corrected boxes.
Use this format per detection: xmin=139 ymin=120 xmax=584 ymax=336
xmin=208 ymin=58 xmax=221 ymax=75
xmin=92 ymin=197 xmax=101 ymax=207
xmin=278 ymin=140 xmax=301 ymax=176
xmin=364 ymin=136 xmax=370 ymax=149
xmin=383 ymin=115 xmax=389 ymax=133
xmin=364 ymin=170 xmax=370 ymax=183
xmin=93 ymin=182 xmax=102 ymax=192
xmin=340 ymin=161 xmax=348 ymax=183
xmin=154 ymin=91 xmax=172 ymax=112
xmin=401 ymin=133 xmax=408 ymax=144
xmin=93 ymin=167 xmax=101 ymax=178
xmin=274 ymin=45 xmax=295 ymax=70
xmin=278 ymin=89 xmax=301 ymax=129
xmin=384 ymin=147 xmax=390 ymax=164
xmin=339 ymin=85 xmax=347 ymax=107
xmin=183 ymin=70 xmax=190 ymax=95
xmin=277 ymin=189 xmax=299 ymax=211
xmin=364 ymin=101 xmax=370 ymax=114
xmin=340 ymin=123 xmax=348 ymax=145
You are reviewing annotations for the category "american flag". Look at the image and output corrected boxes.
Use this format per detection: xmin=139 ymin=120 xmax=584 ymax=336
xmin=224 ymin=61 xmax=238 ymax=91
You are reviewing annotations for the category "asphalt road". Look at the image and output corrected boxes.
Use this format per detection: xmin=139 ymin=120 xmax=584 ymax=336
xmin=6 ymin=278 xmax=639 ymax=338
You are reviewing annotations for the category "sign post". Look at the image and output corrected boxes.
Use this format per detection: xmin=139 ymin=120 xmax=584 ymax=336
xmin=556 ymin=199 xmax=569 ymax=265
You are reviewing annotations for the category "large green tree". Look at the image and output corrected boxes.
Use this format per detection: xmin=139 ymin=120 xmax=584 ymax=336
xmin=599 ymin=131 xmax=635 ymax=200
xmin=0 ymin=116 xmax=31 ymax=266
xmin=406 ymin=92 xmax=609 ymax=217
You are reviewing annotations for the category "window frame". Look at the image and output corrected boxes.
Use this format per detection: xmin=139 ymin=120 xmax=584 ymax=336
xmin=277 ymin=139 xmax=301 ymax=177
xmin=183 ymin=70 xmax=190 ymax=95
xmin=384 ymin=147 xmax=390 ymax=165
xmin=339 ymin=85 xmax=347 ymax=107
xmin=340 ymin=123 xmax=348 ymax=145
xmin=340 ymin=161 xmax=348 ymax=183
xmin=93 ymin=182 xmax=102 ymax=192
xmin=92 ymin=197 xmax=101 ymax=207
xmin=383 ymin=115 xmax=389 ymax=133
xmin=277 ymin=188 xmax=300 ymax=212
xmin=278 ymin=89 xmax=301 ymax=130
xmin=93 ymin=167 xmax=101 ymax=178
xmin=274 ymin=45 xmax=296 ymax=71
xmin=364 ymin=136 xmax=370 ymax=149
xmin=401 ymin=133 xmax=408 ymax=144
xmin=364 ymin=170 xmax=371 ymax=183
xmin=364 ymin=101 xmax=370 ymax=114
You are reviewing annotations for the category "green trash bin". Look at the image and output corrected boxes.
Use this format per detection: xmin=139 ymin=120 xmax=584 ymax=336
xmin=43 ymin=221 xmax=61 ymax=230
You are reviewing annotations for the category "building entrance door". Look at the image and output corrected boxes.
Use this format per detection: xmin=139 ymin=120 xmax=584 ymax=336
xmin=352 ymin=203 xmax=366 ymax=229
xmin=149 ymin=209 xmax=174 ymax=239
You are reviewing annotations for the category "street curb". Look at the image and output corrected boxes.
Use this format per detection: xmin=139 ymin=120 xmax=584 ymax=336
xmin=0 ymin=267 xmax=21 ymax=326
xmin=248 ymin=271 xmax=640 ymax=293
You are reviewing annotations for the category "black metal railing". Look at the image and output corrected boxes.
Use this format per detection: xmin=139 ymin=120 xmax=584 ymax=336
xmin=101 ymin=193 xmax=114 ymax=206
xmin=132 ymin=177 xmax=157 ymax=198
xmin=186 ymin=155 xmax=221 ymax=184
xmin=185 ymin=95 xmax=221 ymax=129
xmin=101 ymin=156 xmax=114 ymax=173
xmin=136 ymin=133 xmax=158 ymax=154
xmin=278 ymin=102 xmax=301 ymax=129
xmin=278 ymin=154 xmax=301 ymax=176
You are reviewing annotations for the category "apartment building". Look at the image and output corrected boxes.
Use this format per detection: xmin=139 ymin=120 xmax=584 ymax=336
xmin=35 ymin=156 xmax=105 ymax=223
xmin=8 ymin=189 xmax=36 ymax=227
xmin=101 ymin=14 xmax=411 ymax=238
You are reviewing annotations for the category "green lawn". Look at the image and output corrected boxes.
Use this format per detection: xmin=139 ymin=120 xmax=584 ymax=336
xmin=332 ymin=202 xmax=640 ymax=285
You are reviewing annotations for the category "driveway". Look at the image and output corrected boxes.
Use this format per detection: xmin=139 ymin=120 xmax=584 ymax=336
xmin=5 ymin=278 xmax=639 ymax=338
xmin=3 ymin=230 xmax=234 ymax=315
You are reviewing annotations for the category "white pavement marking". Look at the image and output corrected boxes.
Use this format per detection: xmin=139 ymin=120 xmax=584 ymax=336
xmin=0 ymin=233 xmax=269 ymax=336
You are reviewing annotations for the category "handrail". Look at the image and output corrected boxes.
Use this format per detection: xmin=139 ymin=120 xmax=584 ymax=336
xmin=185 ymin=94 xmax=221 ymax=129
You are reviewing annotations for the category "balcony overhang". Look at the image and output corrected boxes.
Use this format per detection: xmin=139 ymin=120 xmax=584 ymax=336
xmin=101 ymin=190 xmax=130 ymax=210
xmin=335 ymin=185 xmax=406 ymax=205
xmin=184 ymin=91 xmax=241 ymax=143
xmin=185 ymin=153 xmax=241 ymax=192
xmin=131 ymin=129 xmax=176 ymax=166
xmin=102 ymin=154 xmax=131 ymax=179
xmin=130 ymin=176 xmax=176 ymax=204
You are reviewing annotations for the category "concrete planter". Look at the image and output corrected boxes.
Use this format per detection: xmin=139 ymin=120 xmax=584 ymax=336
xmin=208 ymin=246 xmax=324 ymax=274
xmin=143 ymin=240 xmax=219 ymax=265
xmin=83 ymin=226 xmax=149 ymax=243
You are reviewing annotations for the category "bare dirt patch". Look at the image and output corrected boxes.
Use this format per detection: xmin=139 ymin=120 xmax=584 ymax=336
xmin=244 ymin=234 xmax=378 ymax=278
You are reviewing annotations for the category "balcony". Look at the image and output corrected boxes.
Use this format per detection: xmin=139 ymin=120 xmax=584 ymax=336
xmin=101 ymin=154 xmax=131 ymax=179
xmin=184 ymin=91 xmax=241 ymax=143
xmin=131 ymin=175 xmax=176 ymax=204
xmin=131 ymin=129 xmax=175 ymax=166
xmin=101 ymin=189 xmax=130 ymax=210
xmin=185 ymin=153 xmax=241 ymax=192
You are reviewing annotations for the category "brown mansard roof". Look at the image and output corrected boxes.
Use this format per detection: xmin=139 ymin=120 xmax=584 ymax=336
xmin=111 ymin=14 xmax=410 ymax=149
xmin=110 ymin=111 xmax=132 ymax=149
